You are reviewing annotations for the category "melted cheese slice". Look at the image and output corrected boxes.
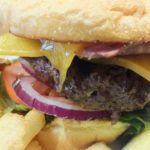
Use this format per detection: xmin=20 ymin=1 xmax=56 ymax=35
xmin=42 ymin=42 xmax=84 ymax=86
xmin=102 ymin=55 xmax=150 ymax=82
xmin=1 ymin=33 xmax=150 ymax=86
xmin=0 ymin=33 xmax=43 ymax=57
xmin=0 ymin=33 xmax=84 ymax=85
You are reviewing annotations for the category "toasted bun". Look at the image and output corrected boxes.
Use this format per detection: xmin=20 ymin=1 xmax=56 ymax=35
xmin=0 ymin=0 xmax=150 ymax=42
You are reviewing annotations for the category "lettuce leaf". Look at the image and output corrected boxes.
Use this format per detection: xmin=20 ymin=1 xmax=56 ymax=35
xmin=0 ymin=72 xmax=30 ymax=115
xmin=120 ymin=105 xmax=150 ymax=135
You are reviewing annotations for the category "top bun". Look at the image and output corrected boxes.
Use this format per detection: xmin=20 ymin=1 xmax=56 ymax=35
xmin=0 ymin=0 xmax=150 ymax=42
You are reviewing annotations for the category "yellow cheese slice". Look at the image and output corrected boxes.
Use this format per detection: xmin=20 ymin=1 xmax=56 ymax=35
xmin=0 ymin=33 xmax=150 ymax=87
xmin=94 ymin=54 xmax=150 ymax=81
xmin=0 ymin=33 xmax=84 ymax=86
xmin=42 ymin=42 xmax=84 ymax=86
xmin=103 ymin=55 xmax=150 ymax=82
xmin=0 ymin=33 xmax=43 ymax=57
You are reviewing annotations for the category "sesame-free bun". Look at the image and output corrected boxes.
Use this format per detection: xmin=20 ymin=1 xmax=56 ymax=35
xmin=0 ymin=0 xmax=150 ymax=42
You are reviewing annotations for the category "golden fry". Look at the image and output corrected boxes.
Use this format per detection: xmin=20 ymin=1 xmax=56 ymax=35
xmin=85 ymin=142 xmax=111 ymax=150
xmin=0 ymin=109 xmax=45 ymax=150
xmin=26 ymin=140 xmax=42 ymax=150
xmin=37 ymin=118 xmax=129 ymax=150
xmin=123 ymin=128 xmax=150 ymax=150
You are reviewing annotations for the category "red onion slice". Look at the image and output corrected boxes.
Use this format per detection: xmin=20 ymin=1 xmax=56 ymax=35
xmin=20 ymin=58 xmax=36 ymax=78
xmin=14 ymin=76 xmax=110 ymax=120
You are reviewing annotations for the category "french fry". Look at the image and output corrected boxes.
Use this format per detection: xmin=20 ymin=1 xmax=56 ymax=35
xmin=26 ymin=140 xmax=42 ymax=150
xmin=0 ymin=109 xmax=45 ymax=150
xmin=85 ymin=142 xmax=111 ymax=150
xmin=37 ymin=118 xmax=129 ymax=150
xmin=122 ymin=127 xmax=150 ymax=150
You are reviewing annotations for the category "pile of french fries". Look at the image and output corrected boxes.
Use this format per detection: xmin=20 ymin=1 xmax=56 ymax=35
xmin=0 ymin=109 xmax=130 ymax=150
xmin=0 ymin=110 xmax=45 ymax=150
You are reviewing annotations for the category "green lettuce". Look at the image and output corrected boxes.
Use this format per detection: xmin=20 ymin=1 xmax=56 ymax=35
xmin=120 ymin=105 xmax=150 ymax=135
xmin=0 ymin=72 xmax=30 ymax=115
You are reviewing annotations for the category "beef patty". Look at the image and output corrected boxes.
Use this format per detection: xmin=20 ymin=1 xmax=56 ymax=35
xmin=22 ymin=57 xmax=150 ymax=112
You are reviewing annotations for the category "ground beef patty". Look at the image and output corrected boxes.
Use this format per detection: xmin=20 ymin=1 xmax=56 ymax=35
xmin=22 ymin=57 xmax=150 ymax=112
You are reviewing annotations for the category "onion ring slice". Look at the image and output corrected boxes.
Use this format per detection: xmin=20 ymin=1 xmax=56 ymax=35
xmin=14 ymin=76 xmax=110 ymax=120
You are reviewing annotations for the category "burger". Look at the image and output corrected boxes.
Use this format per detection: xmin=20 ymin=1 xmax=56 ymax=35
xmin=0 ymin=0 xmax=150 ymax=149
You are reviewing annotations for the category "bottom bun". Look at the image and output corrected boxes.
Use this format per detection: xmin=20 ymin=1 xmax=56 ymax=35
xmin=37 ymin=118 xmax=129 ymax=150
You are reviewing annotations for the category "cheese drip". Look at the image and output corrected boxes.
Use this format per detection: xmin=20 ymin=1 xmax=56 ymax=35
xmin=42 ymin=42 xmax=84 ymax=85
xmin=0 ymin=33 xmax=84 ymax=85
xmin=0 ymin=33 xmax=150 ymax=85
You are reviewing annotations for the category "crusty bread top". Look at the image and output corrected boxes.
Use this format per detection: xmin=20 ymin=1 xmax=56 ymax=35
xmin=0 ymin=0 xmax=150 ymax=42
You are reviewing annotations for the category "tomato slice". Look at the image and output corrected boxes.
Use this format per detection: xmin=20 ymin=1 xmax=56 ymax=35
xmin=33 ymin=80 xmax=60 ymax=97
xmin=2 ymin=62 xmax=28 ymax=104
xmin=2 ymin=61 xmax=76 ymax=106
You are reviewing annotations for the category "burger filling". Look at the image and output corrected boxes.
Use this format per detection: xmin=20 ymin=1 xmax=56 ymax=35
xmin=22 ymin=57 xmax=150 ymax=112
xmin=1 ymin=33 xmax=150 ymax=115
